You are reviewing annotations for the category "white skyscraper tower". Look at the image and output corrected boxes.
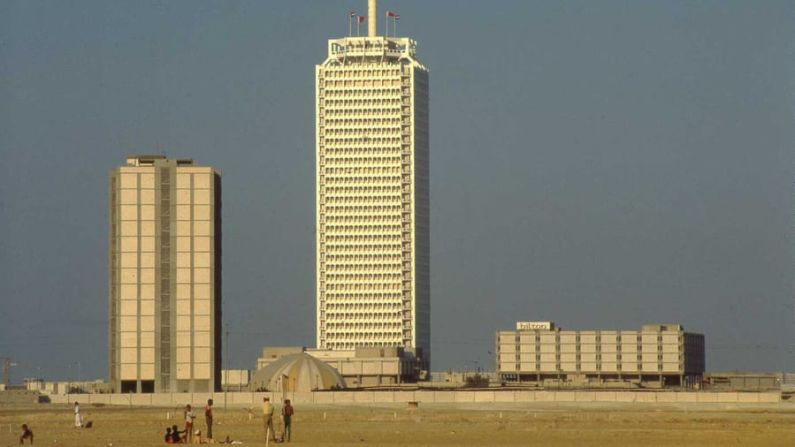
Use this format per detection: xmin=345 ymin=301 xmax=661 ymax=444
xmin=316 ymin=0 xmax=430 ymax=368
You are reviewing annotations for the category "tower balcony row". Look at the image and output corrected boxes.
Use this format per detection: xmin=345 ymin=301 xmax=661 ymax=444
xmin=321 ymin=234 xmax=412 ymax=245
xmin=318 ymin=159 xmax=410 ymax=170
xmin=319 ymin=66 xmax=403 ymax=78
xmin=320 ymin=109 xmax=403 ymax=118
xmin=320 ymin=250 xmax=409 ymax=258
xmin=321 ymin=137 xmax=406 ymax=147
xmin=320 ymin=203 xmax=408 ymax=214
xmin=322 ymin=117 xmax=404 ymax=126
xmin=321 ymin=266 xmax=403 ymax=275
xmin=321 ymin=227 xmax=410 ymax=236
xmin=318 ymin=219 xmax=406 ymax=230
xmin=318 ymin=191 xmax=411 ymax=205
xmin=323 ymin=327 xmax=404 ymax=336
xmin=322 ymin=253 xmax=405 ymax=262
xmin=322 ymin=272 xmax=404 ymax=281
xmin=320 ymin=175 xmax=407 ymax=185
xmin=319 ymin=71 xmax=408 ymax=81
xmin=323 ymin=342 xmax=403 ymax=349
xmin=320 ymin=240 xmax=402 ymax=247
xmin=323 ymin=128 xmax=405 ymax=137
xmin=324 ymin=310 xmax=404 ymax=320
xmin=320 ymin=223 xmax=409 ymax=233
xmin=321 ymin=148 xmax=407 ymax=157
xmin=322 ymin=197 xmax=403 ymax=206
xmin=322 ymin=98 xmax=403 ymax=108
xmin=320 ymin=158 xmax=407 ymax=168
xmin=319 ymin=95 xmax=410 ymax=106
xmin=321 ymin=293 xmax=412 ymax=308
xmin=322 ymin=283 xmax=404 ymax=292
xmin=321 ymin=225 xmax=411 ymax=234
xmin=322 ymin=184 xmax=404 ymax=194
xmin=322 ymin=156 xmax=412 ymax=168
xmin=321 ymin=87 xmax=404 ymax=96
xmin=322 ymin=78 xmax=404 ymax=87
xmin=323 ymin=333 xmax=404 ymax=342
xmin=322 ymin=236 xmax=404 ymax=245
xmin=319 ymin=294 xmax=414 ymax=306
xmin=321 ymin=293 xmax=404 ymax=301
xmin=322 ymin=165 xmax=404 ymax=174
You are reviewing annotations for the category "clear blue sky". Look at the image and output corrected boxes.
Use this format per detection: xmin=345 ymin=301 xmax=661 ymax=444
xmin=1 ymin=0 xmax=794 ymax=381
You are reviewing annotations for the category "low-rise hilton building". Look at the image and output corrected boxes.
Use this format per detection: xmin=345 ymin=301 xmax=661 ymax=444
xmin=496 ymin=322 xmax=705 ymax=387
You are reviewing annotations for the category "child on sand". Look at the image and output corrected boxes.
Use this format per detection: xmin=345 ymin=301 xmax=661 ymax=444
xmin=19 ymin=424 xmax=34 ymax=445
xmin=168 ymin=424 xmax=186 ymax=443
xmin=184 ymin=404 xmax=196 ymax=443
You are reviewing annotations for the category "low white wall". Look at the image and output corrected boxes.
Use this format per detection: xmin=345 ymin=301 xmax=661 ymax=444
xmin=47 ymin=390 xmax=781 ymax=406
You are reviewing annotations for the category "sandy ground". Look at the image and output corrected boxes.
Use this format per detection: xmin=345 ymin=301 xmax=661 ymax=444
xmin=1 ymin=402 xmax=795 ymax=446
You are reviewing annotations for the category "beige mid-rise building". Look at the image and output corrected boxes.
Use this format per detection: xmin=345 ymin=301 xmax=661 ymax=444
xmin=109 ymin=155 xmax=221 ymax=393
xmin=497 ymin=322 xmax=705 ymax=387
xmin=315 ymin=1 xmax=430 ymax=368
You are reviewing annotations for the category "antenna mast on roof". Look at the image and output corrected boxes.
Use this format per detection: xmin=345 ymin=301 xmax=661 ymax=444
xmin=368 ymin=0 xmax=377 ymax=37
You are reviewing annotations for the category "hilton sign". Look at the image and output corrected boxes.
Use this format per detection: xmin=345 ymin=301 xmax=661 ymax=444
xmin=516 ymin=321 xmax=554 ymax=331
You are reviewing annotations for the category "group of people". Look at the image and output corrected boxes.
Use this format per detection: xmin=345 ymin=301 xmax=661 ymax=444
xmin=262 ymin=397 xmax=294 ymax=443
xmin=164 ymin=399 xmax=214 ymax=444
xmin=18 ymin=395 xmax=296 ymax=445
xmin=19 ymin=401 xmax=87 ymax=444
xmin=163 ymin=396 xmax=294 ymax=444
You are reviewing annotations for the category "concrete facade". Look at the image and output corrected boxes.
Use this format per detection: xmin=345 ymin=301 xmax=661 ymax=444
xmin=109 ymin=155 xmax=222 ymax=393
xmin=497 ymin=322 xmax=705 ymax=386
xmin=315 ymin=0 xmax=430 ymax=369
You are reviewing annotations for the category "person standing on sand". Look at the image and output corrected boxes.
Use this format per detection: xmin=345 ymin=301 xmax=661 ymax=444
xmin=282 ymin=399 xmax=294 ymax=442
xmin=262 ymin=397 xmax=276 ymax=442
xmin=205 ymin=398 xmax=214 ymax=440
xmin=184 ymin=404 xmax=196 ymax=443
xmin=74 ymin=402 xmax=83 ymax=428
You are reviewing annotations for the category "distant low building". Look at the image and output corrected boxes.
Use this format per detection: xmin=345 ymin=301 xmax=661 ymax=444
xmin=24 ymin=378 xmax=110 ymax=395
xmin=255 ymin=346 xmax=420 ymax=388
xmin=496 ymin=322 xmax=705 ymax=387
xmin=221 ymin=369 xmax=250 ymax=391
xmin=704 ymin=372 xmax=781 ymax=391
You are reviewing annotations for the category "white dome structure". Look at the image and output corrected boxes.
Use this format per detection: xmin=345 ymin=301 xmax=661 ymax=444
xmin=251 ymin=353 xmax=346 ymax=392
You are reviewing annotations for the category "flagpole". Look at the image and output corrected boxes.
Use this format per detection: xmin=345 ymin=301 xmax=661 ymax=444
xmin=349 ymin=13 xmax=352 ymax=37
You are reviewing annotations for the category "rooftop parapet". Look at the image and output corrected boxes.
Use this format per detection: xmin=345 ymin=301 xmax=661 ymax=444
xmin=324 ymin=37 xmax=419 ymax=65
xmin=125 ymin=155 xmax=194 ymax=167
